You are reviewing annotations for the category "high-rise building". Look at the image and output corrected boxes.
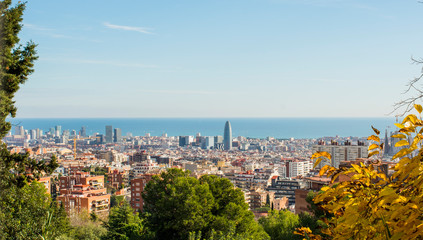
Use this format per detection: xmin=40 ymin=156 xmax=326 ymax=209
xmin=80 ymin=126 xmax=86 ymax=137
xmin=105 ymin=125 xmax=113 ymax=143
xmin=114 ymin=128 xmax=122 ymax=143
xmin=49 ymin=127 xmax=55 ymax=136
xmin=14 ymin=126 xmax=24 ymax=136
xmin=224 ymin=121 xmax=232 ymax=150
xmin=96 ymin=134 xmax=104 ymax=144
xmin=36 ymin=128 xmax=42 ymax=139
xmin=179 ymin=136 xmax=193 ymax=147
xmin=201 ymin=136 xmax=215 ymax=150
xmin=55 ymin=125 xmax=62 ymax=137
xmin=30 ymin=129 xmax=36 ymax=139
xmin=214 ymin=135 xmax=223 ymax=144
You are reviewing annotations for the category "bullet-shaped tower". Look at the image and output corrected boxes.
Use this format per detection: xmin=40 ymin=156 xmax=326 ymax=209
xmin=224 ymin=121 xmax=232 ymax=150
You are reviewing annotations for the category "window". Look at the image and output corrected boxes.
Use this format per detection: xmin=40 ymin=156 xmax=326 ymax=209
xmin=136 ymin=182 xmax=140 ymax=186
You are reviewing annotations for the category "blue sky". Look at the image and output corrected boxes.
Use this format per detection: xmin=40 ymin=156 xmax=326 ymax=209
xmin=13 ymin=0 xmax=423 ymax=118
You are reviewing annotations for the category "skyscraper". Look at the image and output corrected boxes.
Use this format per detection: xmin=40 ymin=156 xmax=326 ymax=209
xmin=224 ymin=121 xmax=232 ymax=150
xmin=114 ymin=128 xmax=122 ymax=143
xmin=14 ymin=126 xmax=24 ymax=136
xmin=80 ymin=126 xmax=86 ymax=137
xmin=105 ymin=125 xmax=113 ymax=143
xmin=55 ymin=125 xmax=62 ymax=137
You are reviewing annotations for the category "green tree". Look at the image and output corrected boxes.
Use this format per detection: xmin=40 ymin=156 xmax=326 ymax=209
xmin=110 ymin=195 xmax=125 ymax=208
xmin=258 ymin=210 xmax=300 ymax=240
xmin=199 ymin=175 xmax=268 ymax=239
xmin=0 ymin=1 xmax=63 ymax=239
xmin=143 ymin=169 xmax=214 ymax=239
xmin=65 ymin=210 xmax=106 ymax=240
xmin=0 ymin=181 xmax=69 ymax=239
xmin=142 ymin=169 xmax=269 ymax=240
xmin=0 ymin=0 xmax=58 ymax=187
xmin=103 ymin=201 xmax=148 ymax=240
xmin=0 ymin=0 xmax=37 ymax=139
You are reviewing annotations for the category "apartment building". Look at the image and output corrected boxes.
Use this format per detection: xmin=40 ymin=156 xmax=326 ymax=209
xmin=57 ymin=172 xmax=110 ymax=215
xmin=130 ymin=174 xmax=154 ymax=212
xmin=107 ymin=169 xmax=128 ymax=189
xmin=312 ymin=140 xmax=367 ymax=169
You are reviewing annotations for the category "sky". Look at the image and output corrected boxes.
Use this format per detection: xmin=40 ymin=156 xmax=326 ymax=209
xmin=11 ymin=0 xmax=423 ymax=118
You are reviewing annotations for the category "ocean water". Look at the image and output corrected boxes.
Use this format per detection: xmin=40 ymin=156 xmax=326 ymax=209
xmin=8 ymin=118 xmax=396 ymax=139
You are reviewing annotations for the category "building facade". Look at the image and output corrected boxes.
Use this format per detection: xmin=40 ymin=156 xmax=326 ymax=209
xmin=224 ymin=121 xmax=232 ymax=150
xmin=130 ymin=174 xmax=154 ymax=212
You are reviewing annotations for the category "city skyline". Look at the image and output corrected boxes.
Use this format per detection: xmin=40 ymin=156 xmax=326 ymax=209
xmin=12 ymin=0 xmax=423 ymax=118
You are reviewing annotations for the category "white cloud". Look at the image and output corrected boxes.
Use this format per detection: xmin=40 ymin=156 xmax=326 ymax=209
xmin=103 ymin=22 xmax=153 ymax=34
xmin=23 ymin=23 xmax=54 ymax=31
xmin=41 ymin=57 xmax=157 ymax=68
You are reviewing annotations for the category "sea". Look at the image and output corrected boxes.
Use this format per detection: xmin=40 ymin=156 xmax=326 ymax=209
xmin=8 ymin=118 xmax=397 ymax=139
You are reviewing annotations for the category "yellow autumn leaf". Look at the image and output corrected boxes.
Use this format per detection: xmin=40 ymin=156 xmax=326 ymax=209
xmin=409 ymin=114 xmax=418 ymax=124
xmin=392 ymin=148 xmax=411 ymax=159
xmin=371 ymin=125 xmax=380 ymax=135
xmin=368 ymin=151 xmax=379 ymax=158
xmin=394 ymin=123 xmax=405 ymax=129
xmin=415 ymin=104 xmax=423 ymax=114
xmin=319 ymin=165 xmax=330 ymax=176
xmin=379 ymin=187 xmax=396 ymax=197
xmin=368 ymin=144 xmax=379 ymax=151
xmin=311 ymin=151 xmax=331 ymax=160
xmin=351 ymin=164 xmax=362 ymax=174
xmin=395 ymin=140 xmax=409 ymax=147
xmin=392 ymin=195 xmax=407 ymax=204
xmin=402 ymin=114 xmax=418 ymax=125
xmin=367 ymin=135 xmax=380 ymax=142
xmin=391 ymin=133 xmax=406 ymax=139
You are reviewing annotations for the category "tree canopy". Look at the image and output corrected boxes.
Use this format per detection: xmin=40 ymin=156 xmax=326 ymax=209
xmin=0 ymin=1 xmax=64 ymax=239
xmin=142 ymin=169 xmax=269 ymax=240
xmin=103 ymin=201 xmax=149 ymax=240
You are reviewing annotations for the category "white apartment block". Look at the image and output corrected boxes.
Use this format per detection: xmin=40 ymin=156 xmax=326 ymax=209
xmin=312 ymin=144 xmax=368 ymax=169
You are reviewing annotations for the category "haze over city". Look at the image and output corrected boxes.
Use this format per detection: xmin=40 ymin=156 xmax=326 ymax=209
xmin=14 ymin=0 xmax=423 ymax=118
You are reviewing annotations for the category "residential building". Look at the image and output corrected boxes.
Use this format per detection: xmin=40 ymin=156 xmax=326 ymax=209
xmin=57 ymin=172 xmax=110 ymax=215
xmin=312 ymin=140 xmax=367 ymax=169
xmin=130 ymin=174 xmax=154 ymax=212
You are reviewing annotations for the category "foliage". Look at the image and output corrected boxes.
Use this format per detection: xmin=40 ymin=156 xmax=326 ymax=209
xmin=0 ymin=0 xmax=57 ymax=188
xmin=65 ymin=210 xmax=106 ymax=240
xmin=110 ymin=195 xmax=125 ymax=208
xmin=83 ymin=166 xmax=108 ymax=177
xmin=142 ymin=169 xmax=269 ymax=240
xmin=259 ymin=210 xmax=301 ymax=240
xmin=0 ymin=0 xmax=38 ymax=139
xmin=298 ymin=104 xmax=423 ymax=239
xmin=0 ymin=181 xmax=70 ymax=240
xmin=102 ymin=200 xmax=150 ymax=240
xmin=0 ymin=2 xmax=64 ymax=239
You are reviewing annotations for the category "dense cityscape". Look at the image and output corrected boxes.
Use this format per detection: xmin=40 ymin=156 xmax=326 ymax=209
xmin=3 ymin=120 xmax=399 ymax=218
xmin=1 ymin=0 xmax=423 ymax=239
